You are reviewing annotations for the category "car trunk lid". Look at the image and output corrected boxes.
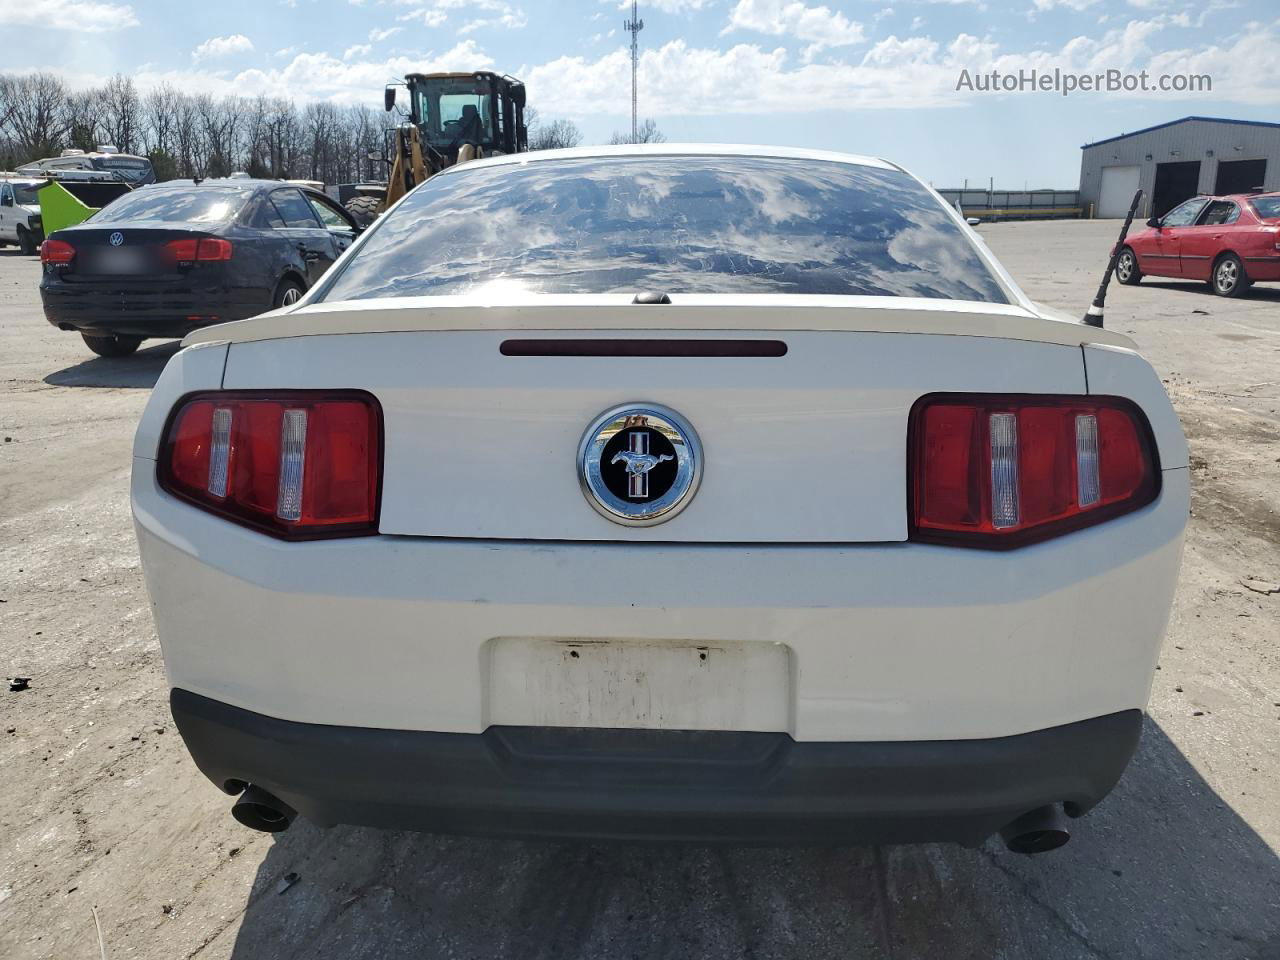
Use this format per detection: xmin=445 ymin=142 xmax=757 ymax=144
xmin=217 ymin=299 xmax=1108 ymax=543
xmin=51 ymin=225 xmax=227 ymax=281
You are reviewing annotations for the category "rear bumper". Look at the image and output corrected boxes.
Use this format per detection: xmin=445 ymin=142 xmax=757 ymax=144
xmin=1242 ymin=256 xmax=1280 ymax=282
xmin=172 ymin=688 xmax=1142 ymax=844
xmin=134 ymin=464 xmax=1188 ymax=743
xmin=40 ymin=280 xmax=266 ymax=337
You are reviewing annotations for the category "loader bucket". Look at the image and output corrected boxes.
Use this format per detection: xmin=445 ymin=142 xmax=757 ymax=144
xmin=37 ymin=180 xmax=133 ymax=235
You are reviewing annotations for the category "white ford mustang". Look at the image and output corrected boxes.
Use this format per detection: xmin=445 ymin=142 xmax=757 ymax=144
xmin=132 ymin=144 xmax=1188 ymax=853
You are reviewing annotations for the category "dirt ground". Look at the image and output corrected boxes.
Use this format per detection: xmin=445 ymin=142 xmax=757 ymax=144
xmin=1 ymin=219 xmax=1277 ymax=960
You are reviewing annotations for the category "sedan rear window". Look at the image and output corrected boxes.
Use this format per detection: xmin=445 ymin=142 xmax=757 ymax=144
xmin=96 ymin=185 xmax=255 ymax=224
xmin=1250 ymin=196 xmax=1280 ymax=220
xmin=319 ymin=155 xmax=1010 ymax=303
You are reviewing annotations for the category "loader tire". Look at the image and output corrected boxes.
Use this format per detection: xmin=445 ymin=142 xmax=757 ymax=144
xmin=344 ymin=195 xmax=383 ymax=229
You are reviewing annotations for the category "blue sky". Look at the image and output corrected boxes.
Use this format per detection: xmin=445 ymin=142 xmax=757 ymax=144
xmin=4 ymin=0 xmax=1277 ymax=187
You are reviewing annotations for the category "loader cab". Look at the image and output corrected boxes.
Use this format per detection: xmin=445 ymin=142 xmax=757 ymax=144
xmin=399 ymin=71 xmax=528 ymax=162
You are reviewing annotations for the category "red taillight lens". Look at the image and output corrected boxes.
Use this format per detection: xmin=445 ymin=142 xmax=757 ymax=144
xmin=910 ymin=395 xmax=1159 ymax=548
xmin=158 ymin=391 xmax=381 ymax=539
xmin=164 ymin=237 xmax=234 ymax=263
xmin=41 ymin=238 xmax=76 ymax=265
xmin=197 ymin=237 xmax=233 ymax=261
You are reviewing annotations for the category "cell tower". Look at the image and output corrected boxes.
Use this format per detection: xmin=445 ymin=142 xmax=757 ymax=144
xmin=624 ymin=1 xmax=643 ymax=143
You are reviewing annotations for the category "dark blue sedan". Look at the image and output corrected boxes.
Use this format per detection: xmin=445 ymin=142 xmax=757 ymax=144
xmin=40 ymin=179 xmax=360 ymax=357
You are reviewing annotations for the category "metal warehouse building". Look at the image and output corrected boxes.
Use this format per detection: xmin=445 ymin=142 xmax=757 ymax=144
xmin=1079 ymin=116 xmax=1280 ymax=219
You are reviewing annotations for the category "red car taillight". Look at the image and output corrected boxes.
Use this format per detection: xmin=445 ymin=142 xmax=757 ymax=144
xmin=158 ymin=391 xmax=382 ymax=540
xmin=909 ymin=394 xmax=1160 ymax=548
xmin=41 ymin=238 xmax=75 ymax=265
xmin=164 ymin=237 xmax=234 ymax=263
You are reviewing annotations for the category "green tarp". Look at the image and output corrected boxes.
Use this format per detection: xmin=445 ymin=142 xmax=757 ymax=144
xmin=37 ymin=180 xmax=133 ymax=235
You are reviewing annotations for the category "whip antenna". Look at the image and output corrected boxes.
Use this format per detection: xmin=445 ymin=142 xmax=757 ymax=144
xmin=1084 ymin=189 xmax=1143 ymax=328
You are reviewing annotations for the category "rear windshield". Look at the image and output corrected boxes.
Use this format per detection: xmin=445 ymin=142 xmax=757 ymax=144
xmin=319 ymin=155 xmax=1010 ymax=303
xmin=1250 ymin=196 xmax=1280 ymax=219
xmin=95 ymin=185 xmax=254 ymax=224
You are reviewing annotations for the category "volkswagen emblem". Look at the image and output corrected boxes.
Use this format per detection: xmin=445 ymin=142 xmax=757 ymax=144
xmin=108 ymin=231 xmax=124 ymax=247
xmin=579 ymin=404 xmax=701 ymax=526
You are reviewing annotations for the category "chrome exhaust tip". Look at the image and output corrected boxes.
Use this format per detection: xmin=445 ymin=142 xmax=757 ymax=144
xmin=1000 ymin=804 xmax=1071 ymax=854
xmin=231 ymin=784 xmax=296 ymax=833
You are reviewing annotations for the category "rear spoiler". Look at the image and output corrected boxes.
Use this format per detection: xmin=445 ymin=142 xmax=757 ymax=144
xmin=185 ymin=296 xmax=1137 ymax=350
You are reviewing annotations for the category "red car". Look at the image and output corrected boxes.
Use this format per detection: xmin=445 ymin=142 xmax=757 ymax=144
xmin=1116 ymin=192 xmax=1280 ymax=297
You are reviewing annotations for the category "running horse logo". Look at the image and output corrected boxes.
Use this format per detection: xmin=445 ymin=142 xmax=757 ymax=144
xmin=611 ymin=431 xmax=674 ymax=499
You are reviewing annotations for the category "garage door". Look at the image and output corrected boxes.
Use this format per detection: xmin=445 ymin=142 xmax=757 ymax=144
xmin=1098 ymin=165 xmax=1141 ymax=218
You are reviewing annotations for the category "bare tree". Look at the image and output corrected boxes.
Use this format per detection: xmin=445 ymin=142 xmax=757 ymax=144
xmin=609 ymin=118 xmax=666 ymax=145
xmin=195 ymin=94 xmax=240 ymax=177
xmin=346 ymin=104 xmax=382 ymax=182
xmin=143 ymin=83 xmax=180 ymax=156
xmin=241 ymin=95 xmax=272 ymax=177
xmin=263 ymin=98 xmax=302 ymax=179
xmin=0 ymin=75 xmax=18 ymax=138
xmin=7 ymin=72 xmax=69 ymax=160
xmin=100 ymin=74 xmax=142 ymax=153
xmin=0 ymin=70 xmax=400 ymax=184
xmin=529 ymin=118 xmax=582 ymax=151
xmin=172 ymin=93 xmax=204 ymax=177
xmin=303 ymin=101 xmax=342 ymax=182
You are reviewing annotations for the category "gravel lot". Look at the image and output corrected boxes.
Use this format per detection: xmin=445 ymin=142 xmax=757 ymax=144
xmin=2 ymin=219 xmax=1277 ymax=960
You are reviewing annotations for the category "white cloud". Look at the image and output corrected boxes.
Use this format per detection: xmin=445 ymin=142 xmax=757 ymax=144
xmin=157 ymin=38 xmax=494 ymax=103
xmin=724 ymin=0 xmax=866 ymax=59
xmin=344 ymin=44 xmax=373 ymax=59
xmin=1032 ymin=0 xmax=1098 ymax=10
xmin=368 ymin=26 xmax=403 ymax=42
xmin=0 ymin=0 xmax=138 ymax=32
xmin=524 ymin=20 xmax=1280 ymax=116
xmin=397 ymin=8 xmax=448 ymax=25
xmin=32 ymin=14 xmax=1276 ymax=122
xmin=192 ymin=34 xmax=254 ymax=62
xmin=616 ymin=0 xmax=710 ymax=11
xmin=459 ymin=8 xmax=528 ymax=33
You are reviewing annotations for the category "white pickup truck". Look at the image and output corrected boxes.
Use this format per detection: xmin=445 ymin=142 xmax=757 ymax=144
xmin=0 ymin=177 xmax=44 ymax=254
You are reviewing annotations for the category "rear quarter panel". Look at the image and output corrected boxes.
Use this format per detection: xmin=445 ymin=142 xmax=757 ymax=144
xmin=1083 ymin=344 xmax=1188 ymax=470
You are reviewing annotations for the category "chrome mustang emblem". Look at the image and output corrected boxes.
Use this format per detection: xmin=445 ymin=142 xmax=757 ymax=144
xmin=579 ymin=404 xmax=701 ymax=526
xmin=610 ymin=437 xmax=675 ymax=499
xmin=108 ymin=231 xmax=124 ymax=246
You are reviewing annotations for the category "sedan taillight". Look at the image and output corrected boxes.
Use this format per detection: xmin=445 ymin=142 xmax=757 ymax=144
xmin=158 ymin=391 xmax=382 ymax=540
xmin=909 ymin=394 xmax=1160 ymax=548
xmin=164 ymin=237 xmax=234 ymax=263
xmin=41 ymin=238 xmax=75 ymax=265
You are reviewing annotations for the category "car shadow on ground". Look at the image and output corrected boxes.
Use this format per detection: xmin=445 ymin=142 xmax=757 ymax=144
xmin=43 ymin=341 xmax=180 ymax=389
xmin=225 ymin=718 xmax=1278 ymax=960
xmin=1140 ymin=280 xmax=1280 ymax=303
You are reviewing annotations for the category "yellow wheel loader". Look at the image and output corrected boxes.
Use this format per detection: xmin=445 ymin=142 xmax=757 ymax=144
xmin=345 ymin=71 xmax=529 ymax=227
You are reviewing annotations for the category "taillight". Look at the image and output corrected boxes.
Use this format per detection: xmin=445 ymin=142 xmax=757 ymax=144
xmin=165 ymin=237 xmax=234 ymax=263
xmin=158 ymin=391 xmax=381 ymax=540
xmin=909 ymin=394 xmax=1159 ymax=548
xmin=41 ymin=238 xmax=75 ymax=265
